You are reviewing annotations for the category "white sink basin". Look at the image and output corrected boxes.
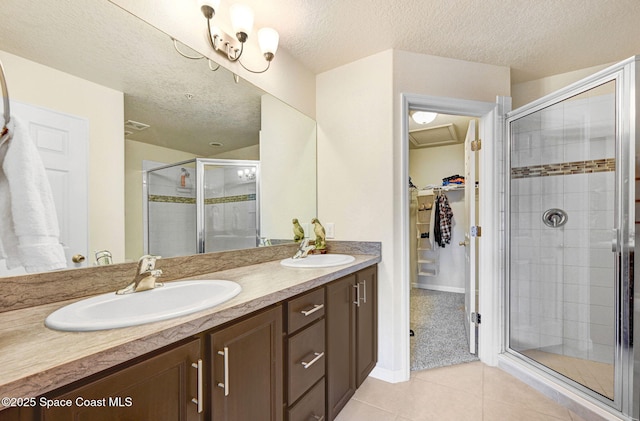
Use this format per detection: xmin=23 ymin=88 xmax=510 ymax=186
xmin=45 ymin=280 xmax=242 ymax=332
xmin=280 ymin=254 xmax=355 ymax=268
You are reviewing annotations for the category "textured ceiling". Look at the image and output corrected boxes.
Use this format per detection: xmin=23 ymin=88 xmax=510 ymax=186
xmin=0 ymin=0 xmax=265 ymax=156
xmin=1 ymin=0 xmax=639 ymax=156
xmin=254 ymin=0 xmax=640 ymax=83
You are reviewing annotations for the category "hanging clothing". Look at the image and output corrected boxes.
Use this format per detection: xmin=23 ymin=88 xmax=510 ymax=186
xmin=433 ymin=195 xmax=442 ymax=247
xmin=436 ymin=194 xmax=454 ymax=247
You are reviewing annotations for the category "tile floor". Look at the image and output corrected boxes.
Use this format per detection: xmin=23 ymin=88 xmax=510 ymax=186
xmin=335 ymin=361 xmax=588 ymax=421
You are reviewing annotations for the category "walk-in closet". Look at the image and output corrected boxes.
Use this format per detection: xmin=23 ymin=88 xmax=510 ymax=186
xmin=408 ymin=110 xmax=479 ymax=371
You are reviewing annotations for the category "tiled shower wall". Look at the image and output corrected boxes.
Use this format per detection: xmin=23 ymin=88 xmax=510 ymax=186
xmin=509 ymin=92 xmax=616 ymax=364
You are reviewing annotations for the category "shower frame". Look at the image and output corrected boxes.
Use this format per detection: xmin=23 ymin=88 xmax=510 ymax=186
xmin=143 ymin=158 xmax=261 ymax=255
xmin=504 ymin=56 xmax=639 ymax=419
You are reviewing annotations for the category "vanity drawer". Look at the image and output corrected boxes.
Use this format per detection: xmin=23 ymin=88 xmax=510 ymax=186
xmin=287 ymin=378 xmax=325 ymax=421
xmin=288 ymin=319 xmax=325 ymax=404
xmin=287 ymin=288 xmax=325 ymax=334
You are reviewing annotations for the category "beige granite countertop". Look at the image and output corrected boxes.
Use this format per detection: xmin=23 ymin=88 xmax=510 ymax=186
xmin=0 ymin=254 xmax=379 ymax=404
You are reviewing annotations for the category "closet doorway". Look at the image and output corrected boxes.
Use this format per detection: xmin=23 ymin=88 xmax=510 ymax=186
xmin=408 ymin=110 xmax=479 ymax=371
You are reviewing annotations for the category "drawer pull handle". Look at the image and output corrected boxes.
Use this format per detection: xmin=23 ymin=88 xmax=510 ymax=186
xmin=353 ymin=284 xmax=360 ymax=307
xmin=301 ymin=304 xmax=324 ymax=316
xmin=217 ymin=347 xmax=229 ymax=396
xmin=191 ymin=359 xmax=203 ymax=413
xmin=311 ymin=415 xmax=325 ymax=421
xmin=301 ymin=352 xmax=325 ymax=369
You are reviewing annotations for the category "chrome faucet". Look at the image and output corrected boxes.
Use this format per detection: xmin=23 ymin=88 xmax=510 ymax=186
xmin=292 ymin=238 xmax=315 ymax=259
xmin=116 ymin=255 xmax=164 ymax=295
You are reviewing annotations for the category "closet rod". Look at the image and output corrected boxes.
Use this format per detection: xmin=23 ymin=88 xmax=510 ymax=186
xmin=0 ymin=60 xmax=10 ymax=131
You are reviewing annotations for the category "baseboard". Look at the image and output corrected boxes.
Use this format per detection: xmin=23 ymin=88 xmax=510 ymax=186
xmin=411 ymin=283 xmax=464 ymax=294
xmin=368 ymin=365 xmax=410 ymax=383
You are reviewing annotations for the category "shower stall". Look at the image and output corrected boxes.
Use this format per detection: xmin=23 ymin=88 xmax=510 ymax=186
xmin=144 ymin=158 xmax=259 ymax=257
xmin=506 ymin=57 xmax=639 ymax=418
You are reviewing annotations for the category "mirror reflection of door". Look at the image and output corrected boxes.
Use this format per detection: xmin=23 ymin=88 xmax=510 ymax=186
xmin=0 ymin=101 xmax=88 ymax=276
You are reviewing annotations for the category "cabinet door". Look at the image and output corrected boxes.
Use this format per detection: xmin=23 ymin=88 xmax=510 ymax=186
xmin=210 ymin=306 xmax=282 ymax=421
xmin=356 ymin=266 xmax=377 ymax=387
xmin=326 ymin=274 xmax=356 ymax=421
xmin=42 ymin=339 xmax=202 ymax=421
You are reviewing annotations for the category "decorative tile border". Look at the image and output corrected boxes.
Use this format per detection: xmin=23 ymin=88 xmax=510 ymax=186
xmin=148 ymin=194 xmax=256 ymax=205
xmin=511 ymin=158 xmax=615 ymax=179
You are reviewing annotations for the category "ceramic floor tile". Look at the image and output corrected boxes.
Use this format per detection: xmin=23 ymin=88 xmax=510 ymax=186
xmin=333 ymin=399 xmax=397 ymax=421
xmin=484 ymin=398 xmax=573 ymax=421
xmin=412 ymin=361 xmax=484 ymax=398
xmin=483 ymin=366 xmax=573 ymax=420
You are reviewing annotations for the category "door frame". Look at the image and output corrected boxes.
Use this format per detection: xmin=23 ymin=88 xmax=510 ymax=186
xmin=400 ymin=93 xmax=510 ymax=377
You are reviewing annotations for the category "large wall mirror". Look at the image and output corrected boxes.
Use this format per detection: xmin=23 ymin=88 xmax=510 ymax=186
xmin=0 ymin=0 xmax=317 ymax=277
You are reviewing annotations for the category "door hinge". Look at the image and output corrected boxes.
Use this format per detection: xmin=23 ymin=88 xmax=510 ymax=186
xmin=472 ymin=312 xmax=481 ymax=325
xmin=471 ymin=139 xmax=482 ymax=151
xmin=471 ymin=226 xmax=481 ymax=237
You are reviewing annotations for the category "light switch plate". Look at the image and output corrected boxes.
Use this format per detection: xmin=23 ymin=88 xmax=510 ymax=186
xmin=325 ymin=222 xmax=335 ymax=239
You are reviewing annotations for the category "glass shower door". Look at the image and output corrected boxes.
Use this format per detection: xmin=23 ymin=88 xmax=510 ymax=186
xmin=198 ymin=160 xmax=259 ymax=253
xmin=507 ymin=78 xmax=621 ymax=405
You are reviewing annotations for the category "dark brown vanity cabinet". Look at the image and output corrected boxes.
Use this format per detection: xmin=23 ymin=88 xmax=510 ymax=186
xmin=326 ymin=266 xmax=377 ymax=421
xmin=209 ymin=306 xmax=283 ymax=421
xmin=40 ymin=338 xmax=202 ymax=421
xmin=285 ymin=288 xmax=326 ymax=421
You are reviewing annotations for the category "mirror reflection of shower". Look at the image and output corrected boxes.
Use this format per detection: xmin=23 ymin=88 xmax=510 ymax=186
xmin=144 ymin=158 xmax=259 ymax=257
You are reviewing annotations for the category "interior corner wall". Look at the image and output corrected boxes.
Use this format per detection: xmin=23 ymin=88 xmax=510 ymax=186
xmin=511 ymin=63 xmax=612 ymax=109
xmin=124 ymin=139 xmax=200 ymax=261
xmin=316 ymin=49 xmax=510 ymax=381
xmin=316 ymin=50 xmax=396 ymax=377
xmin=0 ymin=50 xmax=126 ymax=263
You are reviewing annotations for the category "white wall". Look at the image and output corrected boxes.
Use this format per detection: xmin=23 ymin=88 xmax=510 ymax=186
xmin=511 ymin=63 xmax=611 ymax=109
xmin=125 ymin=139 xmax=200 ymax=260
xmin=410 ymin=144 xmax=466 ymax=291
xmin=317 ymin=49 xmax=510 ymax=381
xmin=260 ymin=94 xmax=317 ymax=241
xmin=0 ymin=50 xmax=125 ymax=263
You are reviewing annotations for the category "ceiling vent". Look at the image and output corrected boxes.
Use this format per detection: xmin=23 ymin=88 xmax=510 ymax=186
xmin=124 ymin=120 xmax=150 ymax=131
xmin=409 ymin=123 xmax=459 ymax=148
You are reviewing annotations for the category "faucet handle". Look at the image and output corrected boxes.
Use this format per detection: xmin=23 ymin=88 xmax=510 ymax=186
xmin=150 ymin=269 xmax=163 ymax=277
xmin=137 ymin=255 xmax=161 ymax=273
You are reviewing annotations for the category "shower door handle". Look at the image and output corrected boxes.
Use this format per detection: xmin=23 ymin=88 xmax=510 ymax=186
xmin=611 ymin=228 xmax=619 ymax=253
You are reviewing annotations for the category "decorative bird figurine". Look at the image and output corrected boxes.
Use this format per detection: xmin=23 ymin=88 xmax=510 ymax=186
xmin=311 ymin=218 xmax=327 ymax=250
xmin=292 ymin=218 xmax=305 ymax=243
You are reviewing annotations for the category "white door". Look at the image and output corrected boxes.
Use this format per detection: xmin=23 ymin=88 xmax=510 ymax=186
xmin=0 ymin=101 xmax=88 ymax=275
xmin=463 ymin=119 xmax=478 ymax=354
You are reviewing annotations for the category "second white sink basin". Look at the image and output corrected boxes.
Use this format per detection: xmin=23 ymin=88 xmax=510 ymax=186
xmin=280 ymin=254 xmax=355 ymax=268
xmin=45 ymin=280 xmax=242 ymax=332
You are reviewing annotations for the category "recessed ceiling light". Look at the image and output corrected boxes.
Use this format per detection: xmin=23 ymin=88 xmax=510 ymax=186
xmin=411 ymin=111 xmax=437 ymax=125
xmin=209 ymin=141 xmax=224 ymax=147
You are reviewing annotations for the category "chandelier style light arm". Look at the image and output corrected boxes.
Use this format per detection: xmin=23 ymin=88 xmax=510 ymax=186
xmin=196 ymin=0 xmax=279 ymax=74
xmin=172 ymin=38 xmax=205 ymax=60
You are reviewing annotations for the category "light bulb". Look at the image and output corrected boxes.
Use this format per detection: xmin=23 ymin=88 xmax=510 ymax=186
xmin=230 ymin=4 xmax=254 ymax=41
xmin=258 ymin=28 xmax=279 ymax=60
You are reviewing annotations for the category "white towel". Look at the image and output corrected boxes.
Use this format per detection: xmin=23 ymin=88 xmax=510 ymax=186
xmin=0 ymin=117 xmax=67 ymax=272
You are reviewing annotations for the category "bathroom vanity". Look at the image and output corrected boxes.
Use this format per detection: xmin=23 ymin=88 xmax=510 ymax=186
xmin=0 ymin=242 xmax=379 ymax=421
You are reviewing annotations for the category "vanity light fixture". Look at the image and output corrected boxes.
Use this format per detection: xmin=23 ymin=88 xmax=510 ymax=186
xmin=198 ymin=0 xmax=279 ymax=74
xmin=411 ymin=111 xmax=438 ymax=125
